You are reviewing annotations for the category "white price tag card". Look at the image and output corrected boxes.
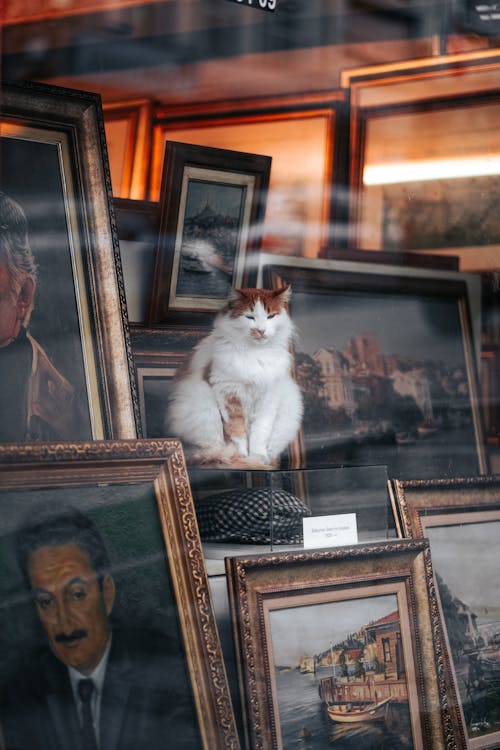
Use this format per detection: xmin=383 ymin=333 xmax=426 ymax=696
xmin=303 ymin=513 xmax=358 ymax=550
xmin=225 ymin=0 xmax=277 ymax=12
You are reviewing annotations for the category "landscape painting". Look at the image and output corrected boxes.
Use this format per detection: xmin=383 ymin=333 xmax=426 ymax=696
xmin=227 ymin=539 xmax=464 ymax=749
xmin=263 ymin=264 xmax=486 ymax=479
xmin=268 ymin=593 xmax=414 ymax=749
xmin=381 ymin=175 xmax=500 ymax=251
xmin=174 ymin=176 xmax=250 ymax=301
xmin=293 ymin=290 xmax=483 ymax=478
xmin=424 ymin=516 xmax=500 ymax=747
xmin=148 ymin=141 xmax=271 ymax=321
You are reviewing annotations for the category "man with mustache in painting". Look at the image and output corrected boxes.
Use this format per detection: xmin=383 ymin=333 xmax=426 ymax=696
xmin=0 ymin=506 xmax=198 ymax=750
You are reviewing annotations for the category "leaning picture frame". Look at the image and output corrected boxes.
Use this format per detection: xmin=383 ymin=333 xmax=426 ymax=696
xmin=226 ymin=539 xmax=465 ymax=750
xmin=261 ymin=256 xmax=487 ymax=479
xmin=341 ymin=52 xmax=500 ymax=273
xmin=0 ymin=439 xmax=240 ymax=750
xmin=0 ymin=81 xmax=139 ymax=442
xmin=147 ymin=141 xmax=271 ymax=323
xmin=131 ymin=325 xmax=210 ymax=437
xmin=390 ymin=475 xmax=500 ymax=750
xmin=150 ymin=93 xmax=347 ymax=259
xmin=102 ymin=99 xmax=153 ymax=200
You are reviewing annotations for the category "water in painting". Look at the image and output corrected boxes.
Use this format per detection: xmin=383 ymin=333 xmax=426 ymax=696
xmin=426 ymin=519 xmax=500 ymax=742
xmin=291 ymin=290 xmax=480 ymax=479
xmin=269 ymin=594 xmax=414 ymax=749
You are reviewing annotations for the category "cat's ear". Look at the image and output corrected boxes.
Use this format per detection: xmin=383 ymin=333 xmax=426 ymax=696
xmin=229 ymin=287 xmax=246 ymax=301
xmin=273 ymin=284 xmax=291 ymax=303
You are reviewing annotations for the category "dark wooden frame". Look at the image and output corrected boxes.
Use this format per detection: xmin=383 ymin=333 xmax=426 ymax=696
xmin=130 ymin=325 xmax=209 ymax=438
xmin=150 ymin=93 xmax=348 ymax=259
xmin=226 ymin=539 xmax=465 ymax=750
xmin=0 ymin=439 xmax=240 ymax=750
xmin=262 ymin=259 xmax=487 ymax=479
xmin=342 ymin=53 xmax=500 ymax=260
xmin=102 ymin=99 xmax=153 ymax=200
xmin=148 ymin=141 xmax=271 ymax=324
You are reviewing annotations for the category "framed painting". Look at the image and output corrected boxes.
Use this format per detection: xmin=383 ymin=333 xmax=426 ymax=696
xmin=103 ymin=99 xmax=152 ymax=200
xmin=0 ymin=81 xmax=139 ymax=442
xmin=136 ymin=365 xmax=176 ymax=438
xmin=150 ymin=94 xmax=346 ymax=261
xmin=113 ymin=198 xmax=160 ymax=324
xmin=390 ymin=475 xmax=500 ymax=749
xmin=262 ymin=259 xmax=487 ymax=479
xmin=225 ymin=539 xmax=465 ymax=750
xmin=0 ymin=439 xmax=240 ymax=750
xmin=342 ymin=53 xmax=500 ymax=272
xmin=131 ymin=325 xmax=209 ymax=437
xmin=147 ymin=141 xmax=271 ymax=323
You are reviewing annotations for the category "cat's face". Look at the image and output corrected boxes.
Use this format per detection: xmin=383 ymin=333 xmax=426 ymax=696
xmin=224 ymin=286 xmax=292 ymax=343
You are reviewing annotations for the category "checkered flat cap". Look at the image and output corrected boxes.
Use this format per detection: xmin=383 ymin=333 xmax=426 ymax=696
xmin=195 ymin=487 xmax=312 ymax=544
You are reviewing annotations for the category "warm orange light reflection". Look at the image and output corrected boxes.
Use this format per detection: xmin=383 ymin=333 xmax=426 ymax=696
xmin=363 ymin=156 xmax=500 ymax=185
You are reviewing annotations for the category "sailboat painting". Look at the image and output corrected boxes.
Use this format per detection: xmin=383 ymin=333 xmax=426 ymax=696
xmin=268 ymin=593 xmax=414 ymax=749
xmin=149 ymin=140 xmax=271 ymax=319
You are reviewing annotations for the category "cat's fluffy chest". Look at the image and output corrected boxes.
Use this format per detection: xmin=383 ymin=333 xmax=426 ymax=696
xmin=209 ymin=338 xmax=290 ymax=388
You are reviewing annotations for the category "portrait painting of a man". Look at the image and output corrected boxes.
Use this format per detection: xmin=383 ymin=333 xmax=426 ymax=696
xmin=0 ymin=191 xmax=83 ymax=442
xmin=1 ymin=87 xmax=141 ymax=442
xmin=0 ymin=500 xmax=200 ymax=750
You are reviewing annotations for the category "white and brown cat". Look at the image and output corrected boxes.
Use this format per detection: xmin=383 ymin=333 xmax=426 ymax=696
xmin=167 ymin=286 xmax=303 ymax=467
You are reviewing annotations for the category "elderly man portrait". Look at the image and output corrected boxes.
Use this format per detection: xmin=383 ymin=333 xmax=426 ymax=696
xmin=0 ymin=190 xmax=81 ymax=442
xmin=0 ymin=506 xmax=199 ymax=750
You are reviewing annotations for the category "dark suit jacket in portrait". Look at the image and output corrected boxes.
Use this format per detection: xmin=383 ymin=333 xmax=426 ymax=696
xmin=0 ymin=628 xmax=200 ymax=750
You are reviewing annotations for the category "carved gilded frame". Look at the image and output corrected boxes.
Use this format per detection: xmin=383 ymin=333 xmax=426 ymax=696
xmin=0 ymin=81 xmax=140 ymax=441
xmin=390 ymin=476 xmax=500 ymax=750
xmin=0 ymin=439 xmax=240 ymax=750
xmin=226 ymin=539 xmax=465 ymax=750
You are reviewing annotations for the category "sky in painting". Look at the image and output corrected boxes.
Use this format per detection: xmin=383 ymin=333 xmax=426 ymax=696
xmin=291 ymin=290 xmax=466 ymax=365
xmin=269 ymin=593 xmax=397 ymax=667
xmin=185 ymin=179 xmax=245 ymax=220
xmin=425 ymin=520 xmax=500 ymax=626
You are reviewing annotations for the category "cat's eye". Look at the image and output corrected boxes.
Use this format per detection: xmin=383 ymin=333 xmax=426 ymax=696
xmin=267 ymin=313 xmax=276 ymax=319
xmin=245 ymin=314 xmax=255 ymax=320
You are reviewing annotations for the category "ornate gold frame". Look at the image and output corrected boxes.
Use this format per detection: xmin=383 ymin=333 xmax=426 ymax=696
xmin=0 ymin=439 xmax=240 ymax=750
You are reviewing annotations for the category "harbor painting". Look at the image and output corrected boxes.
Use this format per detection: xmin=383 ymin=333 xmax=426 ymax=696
xmin=289 ymin=288 xmax=483 ymax=479
xmin=425 ymin=518 xmax=500 ymax=747
xmin=268 ymin=594 xmax=414 ymax=748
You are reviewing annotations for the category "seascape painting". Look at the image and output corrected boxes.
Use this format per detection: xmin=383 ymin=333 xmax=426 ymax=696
xmin=290 ymin=289 xmax=481 ymax=479
xmin=268 ymin=594 xmax=413 ymax=749
xmin=175 ymin=178 xmax=248 ymax=300
xmin=424 ymin=517 xmax=500 ymax=745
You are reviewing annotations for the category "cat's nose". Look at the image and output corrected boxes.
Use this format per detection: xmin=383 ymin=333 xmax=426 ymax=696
xmin=251 ymin=328 xmax=266 ymax=339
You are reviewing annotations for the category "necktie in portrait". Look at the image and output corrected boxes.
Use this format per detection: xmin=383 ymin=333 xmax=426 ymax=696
xmin=78 ymin=679 xmax=99 ymax=750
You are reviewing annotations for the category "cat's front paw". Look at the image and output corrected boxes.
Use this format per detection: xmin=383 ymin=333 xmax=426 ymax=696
xmin=231 ymin=436 xmax=249 ymax=458
xmin=248 ymin=450 xmax=270 ymax=464
xmin=246 ymin=453 xmax=276 ymax=470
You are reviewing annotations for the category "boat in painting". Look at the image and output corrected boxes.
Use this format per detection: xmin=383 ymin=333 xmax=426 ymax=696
xmin=300 ymin=656 xmax=315 ymax=674
xmin=326 ymin=697 xmax=392 ymax=724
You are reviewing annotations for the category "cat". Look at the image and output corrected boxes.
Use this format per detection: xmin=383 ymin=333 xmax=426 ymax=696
xmin=167 ymin=285 xmax=303 ymax=468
